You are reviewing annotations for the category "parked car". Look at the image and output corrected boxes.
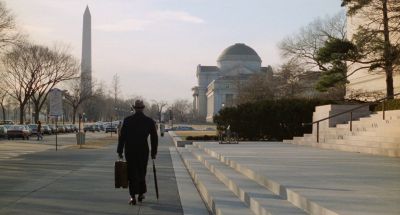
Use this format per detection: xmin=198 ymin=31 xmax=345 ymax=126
xmin=93 ymin=124 xmax=100 ymax=132
xmin=48 ymin=124 xmax=57 ymax=133
xmin=0 ymin=120 xmax=14 ymax=125
xmin=0 ymin=125 xmax=8 ymax=138
xmin=57 ymin=125 xmax=65 ymax=133
xmin=64 ymin=125 xmax=72 ymax=133
xmin=28 ymin=124 xmax=38 ymax=136
xmin=71 ymin=125 xmax=78 ymax=132
xmin=84 ymin=125 xmax=95 ymax=132
xmin=7 ymin=125 xmax=30 ymax=140
xmin=105 ymin=125 xmax=117 ymax=133
xmin=67 ymin=124 xmax=76 ymax=132
xmin=42 ymin=125 xmax=52 ymax=135
xmin=176 ymin=126 xmax=194 ymax=131
xmin=25 ymin=125 xmax=32 ymax=136
xmin=165 ymin=126 xmax=194 ymax=132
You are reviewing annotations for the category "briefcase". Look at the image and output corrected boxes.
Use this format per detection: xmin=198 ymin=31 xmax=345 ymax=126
xmin=115 ymin=160 xmax=128 ymax=188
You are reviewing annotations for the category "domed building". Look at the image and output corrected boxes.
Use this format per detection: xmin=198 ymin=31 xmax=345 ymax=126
xmin=192 ymin=43 xmax=273 ymax=122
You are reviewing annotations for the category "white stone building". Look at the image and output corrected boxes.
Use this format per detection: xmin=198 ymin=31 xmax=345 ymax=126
xmin=192 ymin=43 xmax=273 ymax=122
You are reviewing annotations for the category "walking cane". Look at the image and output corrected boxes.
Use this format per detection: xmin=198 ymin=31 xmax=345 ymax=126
xmin=152 ymin=159 xmax=159 ymax=199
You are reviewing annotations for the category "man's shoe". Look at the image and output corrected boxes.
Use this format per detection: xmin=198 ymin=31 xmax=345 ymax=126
xmin=129 ymin=197 xmax=136 ymax=205
xmin=138 ymin=194 xmax=145 ymax=202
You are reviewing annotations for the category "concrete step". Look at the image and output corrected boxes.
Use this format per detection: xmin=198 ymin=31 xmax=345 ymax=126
xmin=169 ymin=147 xmax=210 ymax=215
xmin=320 ymin=128 xmax=349 ymax=137
xmin=343 ymin=135 xmax=400 ymax=145
xmin=371 ymin=110 xmax=400 ymax=120
xmin=317 ymin=142 xmax=400 ymax=157
xmin=319 ymin=131 xmax=400 ymax=144
xmin=189 ymin=146 xmax=308 ymax=215
xmin=192 ymin=142 xmax=338 ymax=215
xmin=177 ymin=147 xmax=255 ymax=215
xmin=303 ymin=133 xmax=313 ymax=138
xmin=325 ymin=138 xmax=400 ymax=148
xmin=321 ymin=126 xmax=400 ymax=138
xmin=358 ymin=110 xmax=400 ymax=121
xmin=292 ymin=137 xmax=315 ymax=146
xmin=289 ymin=137 xmax=400 ymax=157
xmin=350 ymin=129 xmax=400 ymax=137
xmin=337 ymin=121 xmax=400 ymax=130
xmin=282 ymin=139 xmax=293 ymax=144
xmin=293 ymin=137 xmax=313 ymax=142
xmin=288 ymin=109 xmax=400 ymax=157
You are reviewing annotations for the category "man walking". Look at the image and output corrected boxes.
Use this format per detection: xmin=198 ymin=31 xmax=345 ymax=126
xmin=117 ymin=100 xmax=158 ymax=205
xmin=37 ymin=121 xmax=43 ymax=140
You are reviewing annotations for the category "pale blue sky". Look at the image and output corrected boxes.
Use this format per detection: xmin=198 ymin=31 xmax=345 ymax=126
xmin=5 ymin=0 xmax=343 ymax=102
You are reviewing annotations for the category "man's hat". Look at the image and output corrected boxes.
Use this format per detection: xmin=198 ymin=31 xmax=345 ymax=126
xmin=133 ymin=100 xmax=145 ymax=109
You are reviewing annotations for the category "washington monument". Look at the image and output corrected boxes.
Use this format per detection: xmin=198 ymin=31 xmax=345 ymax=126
xmin=81 ymin=6 xmax=92 ymax=96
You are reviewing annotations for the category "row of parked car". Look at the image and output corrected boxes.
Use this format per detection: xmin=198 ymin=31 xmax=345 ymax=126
xmin=0 ymin=124 xmax=79 ymax=140
xmin=84 ymin=123 xmax=118 ymax=134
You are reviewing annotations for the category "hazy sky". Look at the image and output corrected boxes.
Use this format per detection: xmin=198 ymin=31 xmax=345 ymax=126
xmin=5 ymin=0 xmax=343 ymax=102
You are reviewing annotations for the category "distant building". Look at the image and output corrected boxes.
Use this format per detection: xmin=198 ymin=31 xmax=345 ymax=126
xmin=274 ymin=71 xmax=326 ymax=99
xmin=192 ymin=43 xmax=273 ymax=122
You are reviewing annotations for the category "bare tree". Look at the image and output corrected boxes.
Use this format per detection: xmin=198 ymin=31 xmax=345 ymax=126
xmin=236 ymin=73 xmax=274 ymax=105
xmin=0 ymin=1 xmax=21 ymax=51
xmin=279 ymin=12 xmax=347 ymax=71
xmin=279 ymin=12 xmax=351 ymax=96
xmin=0 ymin=42 xmax=78 ymax=124
xmin=152 ymin=100 xmax=168 ymax=122
xmin=63 ymin=77 xmax=96 ymax=124
xmin=30 ymin=45 xmax=79 ymax=123
xmin=274 ymin=60 xmax=305 ymax=98
xmin=171 ymin=99 xmax=191 ymax=123
xmin=0 ymin=88 xmax=7 ymax=122
xmin=0 ymin=42 xmax=40 ymax=123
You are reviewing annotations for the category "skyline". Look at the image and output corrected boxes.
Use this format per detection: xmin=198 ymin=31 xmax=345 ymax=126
xmin=5 ymin=0 xmax=344 ymax=102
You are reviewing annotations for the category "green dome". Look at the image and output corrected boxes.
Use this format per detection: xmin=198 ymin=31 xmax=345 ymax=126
xmin=218 ymin=43 xmax=261 ymax=62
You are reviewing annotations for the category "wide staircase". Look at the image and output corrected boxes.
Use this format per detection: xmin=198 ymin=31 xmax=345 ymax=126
xmin=284 ymin=110 xmax=400 ymax=157
xmin=176 ymin=141 xmax=400 ymax=215
xmin=177 ymin=143 xmax=310 ymax=215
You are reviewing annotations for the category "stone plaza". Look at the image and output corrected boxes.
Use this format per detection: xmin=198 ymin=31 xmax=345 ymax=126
xmin=0 ymin=125 xmax=399 ymax=215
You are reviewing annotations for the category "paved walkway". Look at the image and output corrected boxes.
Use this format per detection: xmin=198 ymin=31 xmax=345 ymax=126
xmin=0 ymin=134 xmax=184 ymax=215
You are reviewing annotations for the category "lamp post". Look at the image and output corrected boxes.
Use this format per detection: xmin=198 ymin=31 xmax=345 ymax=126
xmin=169 ymin=108 xmax=173 ymax=129
xmin=77 ymin=112 xmax=85 ymax=148
xmin=219 ymin=103 xmax=225 ymax=144
xmin=78 ymin=113 xmax=82 ymax=132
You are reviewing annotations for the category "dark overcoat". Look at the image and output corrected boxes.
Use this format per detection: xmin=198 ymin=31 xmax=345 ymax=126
xmin=117 ymin=112 xmax=158 ymax=195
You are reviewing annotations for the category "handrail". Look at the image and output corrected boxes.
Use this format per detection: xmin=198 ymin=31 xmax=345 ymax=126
xmin=306 ymin=92 xmax=400 ymax=143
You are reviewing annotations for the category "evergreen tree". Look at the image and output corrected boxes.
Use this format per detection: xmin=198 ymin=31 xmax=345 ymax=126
xmin=342 ymin=0 xmax=400 ymax=99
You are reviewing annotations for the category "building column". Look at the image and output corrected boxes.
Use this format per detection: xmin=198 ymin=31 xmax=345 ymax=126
xmin=198 ymin=88 xmax=207 ymax=120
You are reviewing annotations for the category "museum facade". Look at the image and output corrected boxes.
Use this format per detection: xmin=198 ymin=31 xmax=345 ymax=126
xmin=192 ymin=43 xmax=273 ymax=122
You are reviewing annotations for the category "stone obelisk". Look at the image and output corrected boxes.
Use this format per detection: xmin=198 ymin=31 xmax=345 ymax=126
xmin=81 ymin=6 xmax=92 ymax=96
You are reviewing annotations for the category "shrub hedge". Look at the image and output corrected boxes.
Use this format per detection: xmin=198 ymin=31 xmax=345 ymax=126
xmin=213 ymin=99 xmax=335 ymax=141
xmin=372 ymin=99 xmax=400 ymax=111
xmin=186 ymin=135 xmax=218 ymax=141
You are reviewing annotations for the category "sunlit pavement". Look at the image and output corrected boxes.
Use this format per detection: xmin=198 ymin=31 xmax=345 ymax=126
xmin=0 ymin=133 xmax=184 ymax=215
xmin=0 ymin=132 xmax=110 ymax=160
